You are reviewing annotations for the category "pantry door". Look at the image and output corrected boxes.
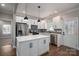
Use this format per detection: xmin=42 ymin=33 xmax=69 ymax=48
xmin=63 ymin=17 xmax=78 ymax=49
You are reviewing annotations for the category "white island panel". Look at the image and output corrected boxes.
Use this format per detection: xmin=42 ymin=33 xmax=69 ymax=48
xmin=16 ymin=35 xmax=50 ymax=56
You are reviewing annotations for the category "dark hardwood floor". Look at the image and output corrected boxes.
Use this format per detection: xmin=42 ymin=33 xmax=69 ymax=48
xmin=0 ymin=44 xmax=79 ymax=56
xmin=43 ymin=44 xmax=79 ymax=56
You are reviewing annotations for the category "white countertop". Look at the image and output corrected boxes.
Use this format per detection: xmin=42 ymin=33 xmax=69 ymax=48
xmin=16 ymin=34 xmax=49 ymax=42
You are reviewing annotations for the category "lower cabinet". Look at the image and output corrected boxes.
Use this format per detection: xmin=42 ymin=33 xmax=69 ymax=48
xmin=29 ymin=40 xmax=38 ymax=56
xmin=57 ymin=34 xmax=63 ymax=47
xmin=17 ymin=37 xmax=50 ymax=56
xmin=38 ymin=37 xmax=49 ymax=55
xmin=17 ymin=41 xmax=30 ymax=56
xmin=17 ymin=40 xmax=38 ymax=56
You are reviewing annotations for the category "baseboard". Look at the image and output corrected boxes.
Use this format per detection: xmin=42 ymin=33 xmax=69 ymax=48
xmin=62 ymin=45 xmax=79 ymax=51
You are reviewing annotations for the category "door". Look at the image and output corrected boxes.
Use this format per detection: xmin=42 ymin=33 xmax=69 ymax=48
xmin=63 ymin=17 xmax=78 ymax=49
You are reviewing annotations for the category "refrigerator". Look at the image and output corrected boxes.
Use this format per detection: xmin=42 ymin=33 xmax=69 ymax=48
xmin=16 ymin=22 xmax=29 ymax=36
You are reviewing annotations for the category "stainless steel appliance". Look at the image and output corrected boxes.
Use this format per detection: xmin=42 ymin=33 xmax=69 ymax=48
xmin=16 ymin=22 xmax=29 ymax=36
xmin=31 ymin=25 xmax=39 ymax=35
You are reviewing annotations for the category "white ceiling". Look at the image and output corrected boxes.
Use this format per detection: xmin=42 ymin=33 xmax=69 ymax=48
xmin=16 ymin=3 xmax=79 ymax=18
xmin=0 ymin=3 xmax=16 ymax=14
xmin=0 ymin=3 xmax=79 ymax=18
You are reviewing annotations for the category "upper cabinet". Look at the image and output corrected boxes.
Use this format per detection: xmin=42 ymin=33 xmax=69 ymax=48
xmin=37 ymin=20 xmax=47 ymax=29
xmin=53 ymin=16 xmax=63 ymax=29
xmin=41 ymin=20 xmax=47 ymax=29
xmin=16 ymin=16 xmax=47 ymax=29
xmin=16 ymin=16 xmax=28 ymax=23
xmin=16 ymin=16 xmax=23 ymax=22
xmin=46 ymin=17 xmax=53 ymax=31
xmin=16 ymin=16 xmax=63 ymax=29
xmin=16 ymin=16 xmax=36 ymax=25
xmin=46 ymin=16 xmax=64 ymax=31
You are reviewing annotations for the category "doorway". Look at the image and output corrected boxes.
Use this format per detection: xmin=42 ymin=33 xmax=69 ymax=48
xmin=0 ymin=20 xmax=12 ymax=47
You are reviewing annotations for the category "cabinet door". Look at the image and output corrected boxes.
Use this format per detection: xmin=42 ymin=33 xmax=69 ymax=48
xmin=38 ymin=37 xmax=50 ymax=55
xmin=38 ymin=38 xmax=45 ymax=55
xmin=44 ymin=37 xmax=50 ymax=52
xmin=29 ymin=40 xmax=38 ymax=56
xmin=19 ymin=40 xmax=38 ymax=56
xmin=19 ymin=41 xmax=31 ymax=56
xmin=16 ymin=16 xmax=23 ymax=22
xmin=57 ymin=34 xmax=62 ymax=47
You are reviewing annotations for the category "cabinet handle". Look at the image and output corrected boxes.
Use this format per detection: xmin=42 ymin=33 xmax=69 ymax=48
xmin=29 ymin=43 xmax=33 ymax=48
xmin=44 ymin=40 xmax=46 ymax=44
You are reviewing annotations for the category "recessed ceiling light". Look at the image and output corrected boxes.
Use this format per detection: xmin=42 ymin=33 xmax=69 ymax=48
xmin=1 ymin=4 xmax=5 ymax=6
xmin=54 ymin=10 xmax=58 ymax=13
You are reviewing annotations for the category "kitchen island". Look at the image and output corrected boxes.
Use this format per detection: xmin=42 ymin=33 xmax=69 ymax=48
xmin=16 ymin=35 xmax=50 ymax=56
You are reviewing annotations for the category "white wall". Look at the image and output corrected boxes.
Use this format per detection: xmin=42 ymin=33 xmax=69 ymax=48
xmin=0 ymin=13 xmax=12 ymax=21
xmin=53 ymin=7 xmax=79 ymax=50
xmin=0 ymin=12 xmax=13 ymax=46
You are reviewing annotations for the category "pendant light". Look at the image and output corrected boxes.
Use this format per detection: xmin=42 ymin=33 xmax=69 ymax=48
xmin=38 ymin=19 xmax=40 ymax=22
xmin=37 ymin=6 xmax=40 ymax=22
xmin=24 ymin=16 xmax=28 ymax=19
xmin=24 ymin=4 xmax=28 ymax=20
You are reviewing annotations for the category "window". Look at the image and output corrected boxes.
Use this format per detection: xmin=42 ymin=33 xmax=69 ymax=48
xmin=2 ymin=24 xmax=11 ymax=34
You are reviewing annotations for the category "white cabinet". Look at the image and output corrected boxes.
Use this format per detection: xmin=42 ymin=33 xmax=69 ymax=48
xmin=17 ymin=41 xmax=31 ymax=56
xmin=16 ymin=16 xmax=38 ymax=29
xmin=29 ymin=40 xmax=38 ymax=56
xmin=38 ymin=22 xmax=41 ymax=29
xmin=16 ymin=16 xmax=28 ymax=23
xmin=16 ymin=35 xmax=50 ymax=56
xmin=43 ymin=38 xmax=50 ymax=53
xmin=17 ymin=40 xmax=38 ymax=56
xmin=38 ymin=20 xmax=47 ymax=29
xmin=57 ymin=34 xmax=63 ymax=47
xmin=16 ymin=16 xmax=47 ymax=29
xmin=16 ymin=16 xmax=23 ymax=22
xmin=53 ymin=16 xmax=63 ymax=29
xmin=38 ymin=37 xmax=49 ymax=55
